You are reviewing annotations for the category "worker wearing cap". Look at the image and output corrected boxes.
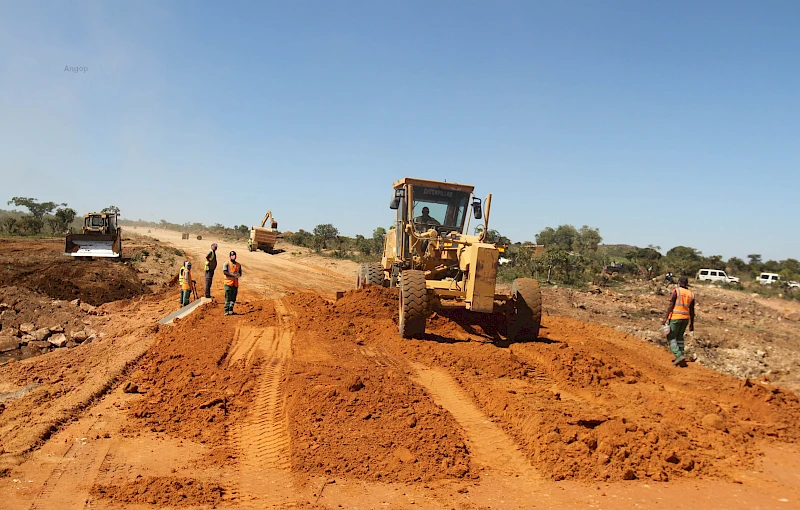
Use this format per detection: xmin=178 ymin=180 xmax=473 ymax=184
xmin=204 ymin=243 xmax=218 ymax=298
xmin=662 ymin=275 xmax=696 ymax=366
xmin=179 ymin=261 xmax=193 ymax=307
xmin=223 ymin=251 xmax=242 ymax=316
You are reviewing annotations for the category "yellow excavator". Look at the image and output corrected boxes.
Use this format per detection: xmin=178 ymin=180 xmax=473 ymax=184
xmin=64 ymin=213 xmax=122 ymax=259
xmin=248 ymin=211 xmax=279 ymax=252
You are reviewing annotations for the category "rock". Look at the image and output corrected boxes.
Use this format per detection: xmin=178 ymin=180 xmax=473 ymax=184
xmin=19 ymin=323 xmax=35 ymax=334
xmin=28 ymin=340 xmax=50 ymax=349
xmin=65 ymin=341 xmax=77 ymax=349
xmin=80 ymin=302 xmax=96 ymax=313
xmin=347 ymin=376 xmax=365 ymax=392
xmin=20 ymin=334 xmax=35 ymax=344
xmin=623 ymin=469 xmax=637 ymax=480
xmin=48 ymin=333 xmax=68 ymax=348
xmin=84 ymin=327 xmax=97 ymax=337
xmin=393 ymin=446 xmax=416 ymax=464
xmin=33 ymin=328 xmax=52 ymax=342
xmin=70 ymin=299 xmax=81 ymax=306
xmin=122 ymin=382 xmax=139 ymax=394
xmin=6 ymin=328 xmax=19 ymax=338
xmin=49 ymin=325 xmax=64 ymax=333
xmin=406 ymin=416 xmax=417 ymax=428
xmin=70 ymin=331 xmax=88 ymax=342
xmin=702 ymin=414 xmax=726 ymax=430
xmin=784 ymin=312 xmax=800 ymax=322
xmin=0 ymin=336 xmax=19 ymax=353
xmin=0 ymin=302 xmax=9 ymax=310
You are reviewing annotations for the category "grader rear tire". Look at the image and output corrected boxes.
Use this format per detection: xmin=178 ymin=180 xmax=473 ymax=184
xmin=399 ymin=270 xmax=427 ymax=338
xmin=508 ymin=278 xmax=542 ymax=341
xmin=366 ymin=263 xmax=384 ymax=286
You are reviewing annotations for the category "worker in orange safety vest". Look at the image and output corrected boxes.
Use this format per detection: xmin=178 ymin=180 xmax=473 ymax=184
xmin=223 ymin=251 xmax=242 ymax=316
xmin=662 ymin=275 xmax=695 ymax=367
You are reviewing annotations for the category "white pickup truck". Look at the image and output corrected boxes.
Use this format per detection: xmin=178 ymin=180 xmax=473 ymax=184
xmin=697 ymin=269 xmax=740 ymax=284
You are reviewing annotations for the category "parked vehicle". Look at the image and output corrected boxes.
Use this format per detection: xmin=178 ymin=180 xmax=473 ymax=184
xmin=696 ymin=268 xmax=740 ymax=284
xmin=758 ymin=273 xmax=781 ymax=285
xmin=787 ymin=281 xmax=800 ymax=289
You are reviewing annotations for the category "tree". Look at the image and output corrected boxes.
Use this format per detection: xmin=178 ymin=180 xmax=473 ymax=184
xmin=312 ymin=224 xmax=339 ymax=252
xmin=576 ymin=225 xmax=602 ymax=253
xmin=747 ymin=254 xmax=762 ymax=267
xmin=52 ymin=207 xmax=76 ymax=233
xmin=372 ymin=227 xmax=387 ymax=255
xmin=726 ymin=256 xmax=748 ymax=275
xmin=101 ymin=205 xmax=121 ymax=216
xmin=7 ymin=197 xmax=63 ymax=219
xmin=536 ymin=225 xmax=579 ymax=251
xmin=7 ymin=197 xmax=64 ymax=234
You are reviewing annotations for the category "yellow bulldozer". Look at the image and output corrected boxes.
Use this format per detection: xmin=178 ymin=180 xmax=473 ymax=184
xmin=248 ymin=211 xmax=279 ymax=252
xmin=356 ymin=177 xmax=542 ymax=340
xmin=64 ymin=212 xmax=122 ymax=259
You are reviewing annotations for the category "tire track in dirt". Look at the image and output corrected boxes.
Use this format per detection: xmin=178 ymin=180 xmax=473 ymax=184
xmin=227 ymin=299 xmax=295 ymax=505
xmin=411 ymin=362 xmax=538 ymax=479
xmin=26 ymin=410 xmax=116 ymax=509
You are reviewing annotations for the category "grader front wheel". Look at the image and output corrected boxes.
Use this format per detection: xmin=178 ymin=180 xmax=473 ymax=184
xmin=366 ymin=263 xmax=384 ymax=286
xmin=508 ymin=278 xmax=542 ymax=341
xmin=399 ymin=270 xmax=427 ymax=338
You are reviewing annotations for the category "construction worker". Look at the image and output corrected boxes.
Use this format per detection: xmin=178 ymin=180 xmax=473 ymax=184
xmin=223 ymin=251 xmax=242 ymax=316
xmin=204 ymin=243 xmax=218 ymax=298
xmin=662 ymin=275 xmax=695 ymax=367
xmin=179 ymin=261 xmax=193 ymax=307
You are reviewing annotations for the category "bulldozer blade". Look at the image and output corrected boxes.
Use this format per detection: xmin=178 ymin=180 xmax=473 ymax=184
xmin=65 ymin=234 xmax=121 ymax=258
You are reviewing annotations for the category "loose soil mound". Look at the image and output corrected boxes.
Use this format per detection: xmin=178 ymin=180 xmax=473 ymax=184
xmin=92 ymin=476 xmax=224 ymax=507
xmin=0 ymin=239 xmax=149 ymax=306
xmin=285 ymin=290 xmax=472 ymax=482
xmin=122 ymin=300 xmax=256 ymax=462
xmin=305 ymin=287 xmax=800 ymax=482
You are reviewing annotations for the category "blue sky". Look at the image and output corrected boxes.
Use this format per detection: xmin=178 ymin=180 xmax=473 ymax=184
xmin=1 ymin=1 xmax=798 ymax=261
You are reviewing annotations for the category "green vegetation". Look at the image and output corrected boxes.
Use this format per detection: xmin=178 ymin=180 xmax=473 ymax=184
xmin=2 ymin=198 xmax=80 ymax=236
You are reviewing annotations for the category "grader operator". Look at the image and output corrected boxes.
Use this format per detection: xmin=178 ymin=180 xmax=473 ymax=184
xmin=356 ymin=178 xmax=542 ymax=341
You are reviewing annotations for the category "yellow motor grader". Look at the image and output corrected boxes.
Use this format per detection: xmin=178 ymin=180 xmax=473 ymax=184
xmin=356 ymin=177 xmax=542 ymax=340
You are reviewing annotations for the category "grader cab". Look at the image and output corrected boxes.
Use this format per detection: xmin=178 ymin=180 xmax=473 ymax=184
xmin=356 ymin=178 xmax=542 ymax=340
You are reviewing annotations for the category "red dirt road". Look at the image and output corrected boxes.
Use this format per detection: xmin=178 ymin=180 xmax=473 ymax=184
xmin=1 ymin=234 xmax=799 ymax=509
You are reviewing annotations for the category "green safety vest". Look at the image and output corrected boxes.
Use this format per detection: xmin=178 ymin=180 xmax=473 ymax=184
xmin=205 ymin=250 xmax=216 ymax=271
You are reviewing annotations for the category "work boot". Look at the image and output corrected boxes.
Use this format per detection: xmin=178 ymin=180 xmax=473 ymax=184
xmin=672 ymin=355 xmax=686 ymax=367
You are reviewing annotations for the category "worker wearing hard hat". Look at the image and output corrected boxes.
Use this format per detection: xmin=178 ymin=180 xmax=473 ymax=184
xmin=179 ymin=261 xmax=193 ymax=307
xmin=204 ymin=243 xmax=218 ymax=298
xmin=223 ymin=251 xmax=242 ymax=316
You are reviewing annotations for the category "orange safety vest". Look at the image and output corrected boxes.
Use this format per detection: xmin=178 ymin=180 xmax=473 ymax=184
xmin=224 ymin=261 xmax=241 ymax=288
xmin=179 ymin=267 xmax=190 ymax=291
xmin=669 ymin=287 xmax=694 ymax=320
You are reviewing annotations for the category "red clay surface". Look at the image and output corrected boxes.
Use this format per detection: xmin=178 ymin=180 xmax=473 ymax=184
xmin=1 ymin=231 xmax=799 ymax=509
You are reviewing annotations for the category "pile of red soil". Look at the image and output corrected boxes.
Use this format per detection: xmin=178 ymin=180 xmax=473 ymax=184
xmin=301 ymin=288 xmax=800 ymax=482
xmin=91 ymin=476 xmax=223 ymax=507
xmin=285 ymin=290 xmax=472 ymax=482
xmin=123 ymin=301 xmax=257 ymax=460
xmin=0 ymin=239 xmax=149 ymax=306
